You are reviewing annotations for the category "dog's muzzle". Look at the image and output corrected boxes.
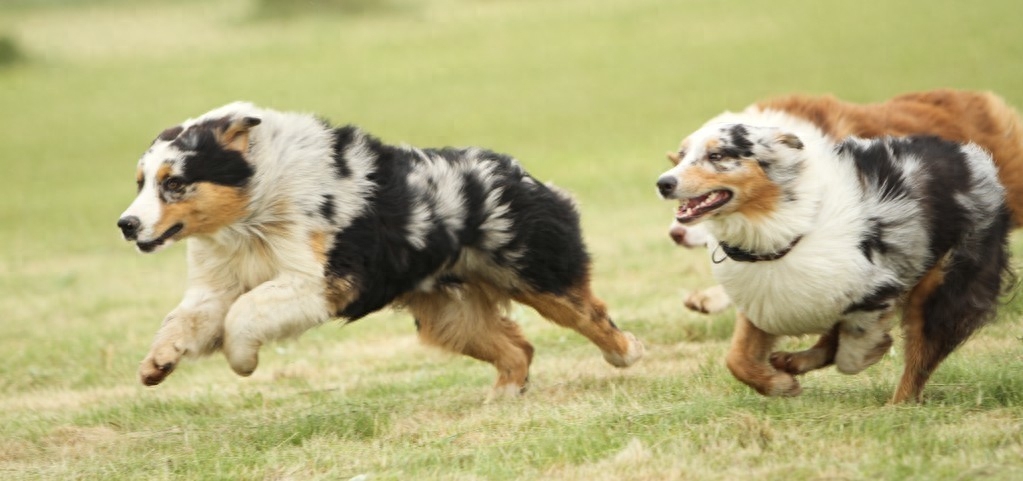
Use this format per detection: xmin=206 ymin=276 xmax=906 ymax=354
xmin=657 ymin=175 xmax=678 ymax=198
xmin=117 ymin=216 xmax=141 ymax=241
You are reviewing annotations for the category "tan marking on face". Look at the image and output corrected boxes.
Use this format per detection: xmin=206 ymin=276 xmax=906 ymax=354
xmin=674 ymin=161 xmax=781 ymax=220
xmin=151 ymin=183 xmax=250 ymax=238
xmin=135 ymin=168 xmax=144 ymax=190
xmin=704 ymin=138 xmax=721 ymax=153
xmin=155 ymin=163 xmax=173 ymax=184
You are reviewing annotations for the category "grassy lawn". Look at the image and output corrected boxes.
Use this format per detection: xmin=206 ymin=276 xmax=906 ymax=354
xmin=2 ymin=0 xmax=1022 ymax=479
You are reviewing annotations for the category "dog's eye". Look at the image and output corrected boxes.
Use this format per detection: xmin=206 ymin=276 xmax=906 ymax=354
xmin=163 ymin=177 xmax=185 ymax=193
xmin=708 ymin=152 xmax=723 ymax=161
xmin=136 ymin=178 xmax=144 ymax=193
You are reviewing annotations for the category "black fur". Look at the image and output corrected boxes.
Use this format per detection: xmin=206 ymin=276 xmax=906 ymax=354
xmin=843 ymin=136 xmax=1011 ymax=362
xmin=319 ymin=194 xmax=336 ymax=223
xmin=858 ymin=217 xmax=890 ymax=263
xmin=323 ymin=131 xmax=588 ymax=320
xmin=843 ymin=282 xmax=902 ymax=314
xmin=156 ymin=125 xmax=183 ymax=142
xmin=722 ymin=124 xmax=755 ymax=159
xmin=174 ymin=126 xmax=254 ymax=188
xmin=330 ymin=126 xmax=356 ymax=179
xmin=839 ymin=138 xmax=911 ymax=201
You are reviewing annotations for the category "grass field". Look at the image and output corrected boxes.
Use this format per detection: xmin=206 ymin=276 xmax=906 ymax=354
xmin=2 ymin=0 xmax=1023 ymax=479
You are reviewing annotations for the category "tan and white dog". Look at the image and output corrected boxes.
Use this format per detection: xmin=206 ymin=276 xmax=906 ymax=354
xmin=657 ymin=114 xmax=1012 ymax=402
xmin=118 ymin=102 xmax=643 ymax=400
xmin=675 ymin=90 xmax=1023 ymax=315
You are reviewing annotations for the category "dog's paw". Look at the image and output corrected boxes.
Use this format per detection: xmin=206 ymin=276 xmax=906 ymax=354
xmin=602 ymin=331 xmax=645 ymax=368
xmin=138 ymin=343 xmax=183 ymax=386
xmin=756 ymin=372 xmax=802 ymax=397
xmin=223 ymin=338 xmax=261 ymax=377
xmin=769 ymin=349 xmax=831 ymax=375
xmin=683 ymin=285 xmax=731 ymax=314
xmin=836 ymin=332 xmax=893 ymax=375
xmin=485 ymin=380 xmax=528 ymax=404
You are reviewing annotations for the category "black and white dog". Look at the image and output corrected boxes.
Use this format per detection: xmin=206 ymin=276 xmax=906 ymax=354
xmin=118 ymin=102 xmax=643 ymax=399
xmin=656 ymin=113 xmax=1012 ymax=402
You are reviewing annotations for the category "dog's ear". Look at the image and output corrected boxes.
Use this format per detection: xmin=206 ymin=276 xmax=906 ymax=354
xmin=218 ymin=117 xmax=262 ymax=154
xmin=152 ymin=125 xmax=184 ymax=144
xmin=776 ymin=132 xmax=804 ymax=150
xmin=666 ymin=151 xmax=681 ymax=165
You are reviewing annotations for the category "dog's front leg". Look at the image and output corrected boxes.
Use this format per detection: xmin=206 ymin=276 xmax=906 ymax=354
xmin=222 ymin=273 xmax=332 ymax=376
xmin=725 ymin=312 xmax=801 ymax=397
xmin=139 ymin=288 xmax=235 ymax=386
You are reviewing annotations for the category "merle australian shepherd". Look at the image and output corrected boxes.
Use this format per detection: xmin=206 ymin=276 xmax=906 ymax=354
xmin=674 ymin=90 xmax=1023 ymax=316
xmin=656 ymin=111 xmax=1012 ymax=403
xmin=117 ymin=102 xmax=643 ymax=400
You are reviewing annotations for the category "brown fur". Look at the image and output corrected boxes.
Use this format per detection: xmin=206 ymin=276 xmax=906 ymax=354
xmin=681 ymin=90 xmax=1023 ymax=402
xmin=403 ymin=283 xmax=533 ymax=395
xmin=513 ymin=282 xmax=635 ymax=366
xmin=325 ymin=276 xmax=358 ymax=315
xmin=725 ymin=312 xmax=800 ymax=397
xmin=309 ymin=231 xmax=328 ymax=265
xmin=769 ymin=325 xmax=840 ymax=375
xmin=399 ymin=274 xmax=642 ymax=397
xmin=892 ymin=262 xmax=947 ymax=403
xmin=674 ymin=159 xmax=782 ymax=220
xmin=153 ymin=183 xmax=250 ymax=238
xmin=756 ymin=89 xmax=1023 ymax=224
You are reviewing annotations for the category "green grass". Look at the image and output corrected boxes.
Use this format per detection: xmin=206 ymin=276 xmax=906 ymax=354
xmin=2 ymin=0 xmax=1023 ymax=479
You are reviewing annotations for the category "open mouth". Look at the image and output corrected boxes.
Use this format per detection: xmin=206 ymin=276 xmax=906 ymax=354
xmin=136 ymin=223 xmax=184 ymax=253
xmin=676 ymin=190 xmax=733 ymax=223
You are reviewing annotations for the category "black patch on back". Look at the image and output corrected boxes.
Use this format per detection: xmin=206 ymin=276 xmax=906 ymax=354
xmin=174 ymin=124 xmax=254 ymax=187
xmin=327 ymin=137 xmax=456 ymax=320
xmin=330 ymin=126 xmax=357 ymax=179
xmin=320 ymin=194 xmax=336 ymax=222
xmin=481 ymin=162 xmax=589 ymax=293
xmin=843 ymin=282 xmax=902 ymax=314
xmin=323 ymin=130 xmax=591 ymax=320
xmin=841 ymin=139 xmax=911 ymax=201
xmin=901 ymin=136 xmax=975 ymax=260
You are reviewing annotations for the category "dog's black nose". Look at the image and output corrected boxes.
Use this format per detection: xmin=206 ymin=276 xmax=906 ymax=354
xmin=118 ymin=216 xmax=140 ymax=240
xmin=657 ymin=176 xmax=678 ymax=197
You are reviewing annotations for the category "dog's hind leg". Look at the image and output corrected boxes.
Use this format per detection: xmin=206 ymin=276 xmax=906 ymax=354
xmin=770 ymin=325 xmax=840 ymax=375
xmin=406 ymin=285 xmax=533 ymax=402
xmin=893 ymin=240 xmax=1007 ymax=403
xmin=834 ymin=311 xmax=895 ymax=375
xmin=222 ymin=274 xmax=332 ymax=376
xmin=726 ymin=312 xmax=801 ymax=397
xmin=514 ymin=283 xmax=644 ymax=369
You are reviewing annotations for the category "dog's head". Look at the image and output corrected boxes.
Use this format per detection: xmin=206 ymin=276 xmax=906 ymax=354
xmin=117 ymin=104 xmax=261 ymax=253
xmin=656 ymin=123 xmax=805 ymax=225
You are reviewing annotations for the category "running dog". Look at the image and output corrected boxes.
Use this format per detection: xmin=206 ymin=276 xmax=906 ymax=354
xmin=117 ymin=102 xmax=643 ymax=400
xmin=656 ymin=117 xmax=1012 ymax=402
xmin=676 ymin=90 xmax=1023 ymax=315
